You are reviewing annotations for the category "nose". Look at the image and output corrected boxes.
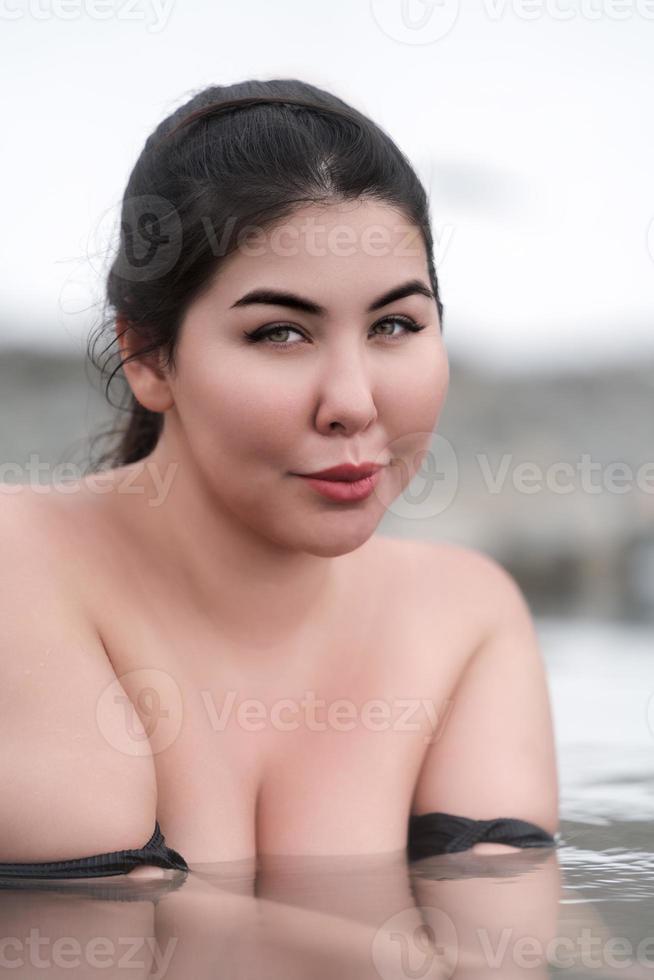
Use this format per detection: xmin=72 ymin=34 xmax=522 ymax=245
xmin=313 ymin=353 xmax=378 ymax=435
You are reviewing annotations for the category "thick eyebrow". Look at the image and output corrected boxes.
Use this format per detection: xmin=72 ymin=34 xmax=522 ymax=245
xmin=229 ymin=279 xmax=436 ymax=316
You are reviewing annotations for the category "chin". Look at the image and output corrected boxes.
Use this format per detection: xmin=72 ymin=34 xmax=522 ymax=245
xmin=295 ymin=517 xmax=381 ymax=559
xmin=238 ymin=492 xmax=384 ymax=557
xmin=302 ymin=540 xmax=364 ymax=559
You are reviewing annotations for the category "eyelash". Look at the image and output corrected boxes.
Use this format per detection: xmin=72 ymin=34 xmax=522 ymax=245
xmin=243 ymin=315 xmax=427 ymax=350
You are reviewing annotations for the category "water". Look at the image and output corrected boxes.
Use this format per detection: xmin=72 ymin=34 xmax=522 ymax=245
xmin=535 ymin=617 xmax=654 ymax=979
xmin=0 ymin=617 xmax=652 ymax=979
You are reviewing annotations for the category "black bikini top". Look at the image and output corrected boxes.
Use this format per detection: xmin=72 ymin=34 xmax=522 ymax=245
xmin=0 ymin=813 xmax=557 ymax=879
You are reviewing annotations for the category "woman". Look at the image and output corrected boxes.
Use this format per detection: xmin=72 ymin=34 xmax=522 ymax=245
xmin=0 ymin=78 xmax=559 ymax=879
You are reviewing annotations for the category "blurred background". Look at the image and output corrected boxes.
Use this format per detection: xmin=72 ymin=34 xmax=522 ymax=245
xmin=1 ymin=0 xmax=653 ymax=903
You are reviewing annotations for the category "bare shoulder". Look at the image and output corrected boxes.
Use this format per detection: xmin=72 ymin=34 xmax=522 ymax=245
xmin=0 ymin=480 xmax=77 ymax=550
xmin=376 ymin=535 xmax=530 ymax=645
xmin=435 ymin=539 xmax=531 ymax=614
xmin=419 ymin=537 xmax=523 ymax=591
xmin=429 ymin=540 xmax=537 ymax=643
xmin=375 ymin=533 xmax=516 ymax=581
xmin=0 ymin=483 xmax=157 ymax=864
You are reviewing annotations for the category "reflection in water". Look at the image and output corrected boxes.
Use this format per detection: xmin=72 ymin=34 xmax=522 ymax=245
xmin=4 ymin=840 xmax=651 ymax=980
xmin=0 ymin=618 xmax=652 ymax=979
xmin=0 ymin=840 xmax=654 ymax=980
xmin=1 ymin=847 xmax=561 ymax=980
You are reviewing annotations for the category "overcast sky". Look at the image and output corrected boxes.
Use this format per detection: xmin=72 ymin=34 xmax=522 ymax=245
xmin=1 ymin=0 xmax=653 ymax=373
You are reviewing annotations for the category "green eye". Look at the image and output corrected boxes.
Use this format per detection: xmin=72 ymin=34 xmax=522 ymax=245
xmin=243 ymin=315 xmax=427 ymax=349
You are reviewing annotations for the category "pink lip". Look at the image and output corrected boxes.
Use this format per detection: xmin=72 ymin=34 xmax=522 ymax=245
xmin=296 ymin=462 xmax=383 ymax=482
xmin=295 ymin=468 xmax=383 ymax=502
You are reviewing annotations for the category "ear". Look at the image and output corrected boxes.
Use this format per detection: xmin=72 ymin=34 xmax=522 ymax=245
xmin=115 ymin=315 xmax=174 ymax=413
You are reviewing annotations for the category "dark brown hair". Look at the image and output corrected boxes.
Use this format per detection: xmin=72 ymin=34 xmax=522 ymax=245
xmin=86 ymin=77 xmax=445 ymax=471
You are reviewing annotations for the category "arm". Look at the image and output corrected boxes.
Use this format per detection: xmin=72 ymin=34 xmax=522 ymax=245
xmin=411 ymin=550 xmax=560 ymax=854
xmin=407 ymin=552 xmax=562 ymax=979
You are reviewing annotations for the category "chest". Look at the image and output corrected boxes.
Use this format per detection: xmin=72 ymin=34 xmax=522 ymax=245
xmin=98 ymin=598 xmax=467 ymax=863
xmin=81 ymin=535 xmax=479 ymax=864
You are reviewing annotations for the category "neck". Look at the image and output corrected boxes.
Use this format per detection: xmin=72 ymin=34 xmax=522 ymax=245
xmin=107 ymin=435 xmax=351 ymax=648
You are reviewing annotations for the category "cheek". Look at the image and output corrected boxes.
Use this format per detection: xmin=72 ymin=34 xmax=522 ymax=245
xmin=384 ymin=344 xmax=449 ymax=432
xmin=180 ymin=360 xmax=305 ymax=465
xmin=380 ymin=347 xmax=449 ymax=486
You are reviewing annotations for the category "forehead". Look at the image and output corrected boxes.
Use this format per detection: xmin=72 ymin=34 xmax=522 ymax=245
xmin=205 ymin=199 xmax=430 ymax=308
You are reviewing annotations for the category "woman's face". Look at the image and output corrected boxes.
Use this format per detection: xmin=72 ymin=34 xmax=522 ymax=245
xmin=162 ymin=199 xmax=449 ymax=557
